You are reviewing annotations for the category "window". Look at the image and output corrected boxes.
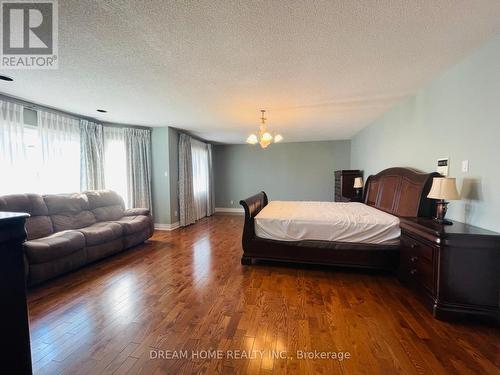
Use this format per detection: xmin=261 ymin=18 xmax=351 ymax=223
xmin=0 ymin=103 xmax=80 ymax=195
xmin=35 ymin=110 xmax=81 ymax=193
xmin=104 ymin=127 xmax=128 ymax=207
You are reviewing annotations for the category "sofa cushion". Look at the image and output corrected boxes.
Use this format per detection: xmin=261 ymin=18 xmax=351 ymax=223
xmin=113 ymin=215 xmax=151 ymax=235
xmin=44 ymin=193 xmax=90 ymax=213
xmin=85 ymin=190 xmax=125 ymax=210
xmin=24 ymin=230 xmax=85 ymax=264
xmin=76 ymin=222 xmax=123 ymax=246
xmin=51 ymin=211 xmax=97 ymax=232
xmin=84 ymin=191 xmax=125 ymax=222
xmin=124 ymin=208 xmax=150 ymax=216
xmin=0 ymin=193 xmax=48 ymax=215
xmin=0 ymin=193 xmax=54 ymax=239
xmin=92 ymin=205 xmax=124 ymax=222
xmin=25 ymin=216 xmax=54 ymax=240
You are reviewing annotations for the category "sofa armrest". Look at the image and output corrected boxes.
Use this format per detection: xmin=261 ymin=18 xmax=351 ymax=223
xmin=124 ymin=208 xmax=150 ymax=216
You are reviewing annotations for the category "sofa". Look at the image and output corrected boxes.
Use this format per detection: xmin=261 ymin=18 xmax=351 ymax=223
xmin=0 ymin=190 xmax=154 ymax=286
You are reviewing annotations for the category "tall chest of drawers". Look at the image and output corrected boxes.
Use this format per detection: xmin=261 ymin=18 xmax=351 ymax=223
xmin=334 ymin=170 xmax=362 ymax=202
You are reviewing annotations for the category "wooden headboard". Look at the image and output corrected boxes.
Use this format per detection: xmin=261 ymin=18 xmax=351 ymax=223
xmin=363 ymin=167 xmax=440 ymax=218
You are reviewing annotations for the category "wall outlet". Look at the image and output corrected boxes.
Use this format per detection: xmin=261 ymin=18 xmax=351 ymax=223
xmin=230 ymin=200 xmax=234 ymax=206
xmin=174 ymin=210 xmax=178 ymax=217
xmin=461 ymin=160 xmax=469 ymax=173
xmin=164 ymin=171 xmax=168 ymax=177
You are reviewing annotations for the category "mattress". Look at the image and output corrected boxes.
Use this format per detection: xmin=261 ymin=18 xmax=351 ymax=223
xmin=254 ymin=201 xmax=401 ymax=244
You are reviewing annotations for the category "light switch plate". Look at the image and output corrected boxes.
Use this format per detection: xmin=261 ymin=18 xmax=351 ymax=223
xmin=462 ymin=160 xmax=469 ymax=173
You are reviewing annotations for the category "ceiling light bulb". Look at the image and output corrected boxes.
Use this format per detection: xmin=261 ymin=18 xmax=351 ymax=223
xmin=262 ymin=132 xmax=272 ymax=141
xmin=246 ymin=134 xmax=258 ymax=144
xmin=274 ymin=134 xmax=283 ymax=143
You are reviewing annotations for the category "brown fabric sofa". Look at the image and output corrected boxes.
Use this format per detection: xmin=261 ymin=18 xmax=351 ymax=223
xmin=0 ymin=190 xmax=154 ymax=286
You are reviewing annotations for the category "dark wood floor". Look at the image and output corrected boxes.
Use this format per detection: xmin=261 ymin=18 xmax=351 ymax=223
xmin=28 ymin=215 xmax=499 ymax=374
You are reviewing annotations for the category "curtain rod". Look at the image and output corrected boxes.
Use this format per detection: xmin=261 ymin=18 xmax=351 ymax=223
xmin=0 ymin=92 xmax=152 ymax=131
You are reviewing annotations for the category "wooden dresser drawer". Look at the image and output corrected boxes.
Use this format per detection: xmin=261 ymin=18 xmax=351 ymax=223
xmin=399 ymin=217 xmax=500 ymax=322
xmin=400 ymin=234 xmax=435 ymax=294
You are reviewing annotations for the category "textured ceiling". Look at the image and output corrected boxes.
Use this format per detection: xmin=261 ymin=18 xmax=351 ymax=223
xmin=2 ymin=0 xmax=500 ymax=143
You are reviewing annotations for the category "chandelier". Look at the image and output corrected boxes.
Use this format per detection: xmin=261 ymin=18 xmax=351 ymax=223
xmin=246 ymin=110 xmax=283 ymax=148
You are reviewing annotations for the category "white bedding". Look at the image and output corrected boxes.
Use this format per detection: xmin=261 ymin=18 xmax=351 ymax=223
xmin=254 ymin=201 xmax=400 ymax=244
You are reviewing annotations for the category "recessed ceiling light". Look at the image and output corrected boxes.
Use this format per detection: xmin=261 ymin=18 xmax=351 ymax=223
xmin=96 ymin=109 xmax=107 ymax=113
xmin=0 ymin=75 xmax=14 ymax=82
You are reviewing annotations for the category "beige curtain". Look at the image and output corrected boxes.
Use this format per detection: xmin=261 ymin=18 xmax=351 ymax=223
xmin=80 ymin=120 xmax=105 ymax=191
xmin=179 ymin=134 xmax=215 ymax=226
xmin=124 ymin=128 xmax=152 ymax=210
xmin=179 ymin=134 xmax=196 ymax=226
xmin=207 ymin=143 xmax=215 ymax=216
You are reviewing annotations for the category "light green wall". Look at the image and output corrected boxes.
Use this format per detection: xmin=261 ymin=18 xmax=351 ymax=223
xmin=151 ymin=126 xmax=180 ymax=225
xmin=168 ymin=127 xmax=179 ymax=222
xmin=151 ymin=127 xmax=171 ymax=224
xmin=351 ymin=35 xmax=500 ymax=232
xmin=214 ymin=140 xmax=351 ymax=207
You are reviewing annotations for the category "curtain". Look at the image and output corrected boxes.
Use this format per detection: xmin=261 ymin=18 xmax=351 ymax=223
xmin=103 ymin=127 xmax=128 ymax=206
xmin=191 ymin=138 xmax=209 ymax=220
xmin=207 ymin=143 xmax=215 ymax=216
xmin=179 ymin=134 xmax=215 ymax=226
xmin=37 ymin=110 xmax=81 ymax=193
xmin=124 ymin=128 xmax=152 ymax=210
xmin=179 ymin=133 xmax=196 ymax=226
xmin=80 ymin=119 xmax=105 ymax=191
xmin=0 ymin=100 xmax=28 ymax=194
xmin=1 ymin=101 xmax=81 ymax=194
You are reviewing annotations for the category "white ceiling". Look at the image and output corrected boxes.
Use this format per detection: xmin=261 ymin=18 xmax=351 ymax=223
xmin=2 ymin=0 xmax=500 ymax=143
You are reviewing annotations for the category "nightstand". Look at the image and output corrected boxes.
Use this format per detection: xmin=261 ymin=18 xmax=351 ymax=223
xmin=399 ymin=217 xmax=500 ymax=322
xmin=346 ymin=196 xmax=363 ymax=203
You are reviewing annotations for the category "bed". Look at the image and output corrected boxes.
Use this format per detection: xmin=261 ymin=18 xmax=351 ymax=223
xmin=239 ymin=167 xmax=439 ymax=270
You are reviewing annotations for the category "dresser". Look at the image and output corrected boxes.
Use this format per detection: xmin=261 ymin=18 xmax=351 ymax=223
xmin=399 ymin=217 xmax=500 ymax=322
xmin=0 ymin=212 xmax=32 ymax=374
xmin=334 ymin=170 xmax=362 ymax=202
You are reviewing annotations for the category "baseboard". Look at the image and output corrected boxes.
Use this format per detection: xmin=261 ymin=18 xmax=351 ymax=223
xmin=215 ymin=207 xmax=244 ymax=215
xmin=154 ymin=222 xmax=180 ymax=231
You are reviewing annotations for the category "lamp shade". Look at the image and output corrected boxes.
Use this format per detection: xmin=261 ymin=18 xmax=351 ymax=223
xmin=353 ymin=177 xmax=364 ymax=188
xmin=427 ymin=177 xmax=460 ymax=200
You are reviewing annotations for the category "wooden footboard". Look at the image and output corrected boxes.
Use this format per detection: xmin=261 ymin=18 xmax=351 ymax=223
xmin=239 ymin=191 xmax=268 ymax=261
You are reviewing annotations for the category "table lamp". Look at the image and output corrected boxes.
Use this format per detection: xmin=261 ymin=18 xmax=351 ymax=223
xmin=353 ymin=177 xmax=363 ymax=199
xmin=427 ymin=177 xmax=460 ymax=225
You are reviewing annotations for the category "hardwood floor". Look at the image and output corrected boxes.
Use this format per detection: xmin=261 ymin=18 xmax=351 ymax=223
xmin=27 ymin=215 xmax=499 ymax=374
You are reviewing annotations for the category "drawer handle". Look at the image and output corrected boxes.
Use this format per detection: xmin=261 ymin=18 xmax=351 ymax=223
xmin=410 ymin=256 xmax=418 ymax=263
xmin=410 ymin=269 xmax=417 ymax=276
xmin=410 ymin=243 xmax=417 ymax=249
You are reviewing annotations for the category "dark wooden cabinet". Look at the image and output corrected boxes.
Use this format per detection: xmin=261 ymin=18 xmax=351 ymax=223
xmin=0 ymin=212 xmax=32 ymax=374
xmin=399 ymin=217 xmax=500 ymax=322
xmin=334 ymin=170 xmax=362 ymax=202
